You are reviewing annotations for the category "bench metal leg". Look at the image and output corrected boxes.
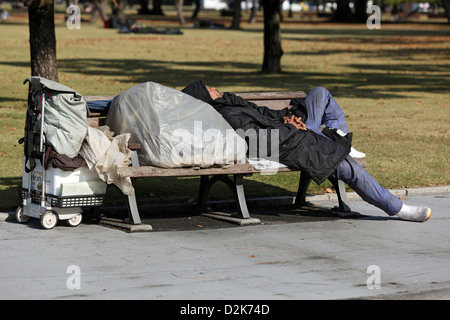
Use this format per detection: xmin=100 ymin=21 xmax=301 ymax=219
xmin=197 ymin=175 xmax=209 ymax=209
xmin=125 ymin=151 xmax=142 ymax=224
xmin=197 ymin=174 xmax=250 ymax=219
xmin=294 ymin=171 xmax=313 ymax=206
xmin=328 ymin=175 xmax=351 ymax=212
xmin=125 ymin=191 xmax=142 ymax=225
xmin=233 ymin=174 xmax=250 ymax=219
xmin=294 ymin=171 xmax=351 ymax=212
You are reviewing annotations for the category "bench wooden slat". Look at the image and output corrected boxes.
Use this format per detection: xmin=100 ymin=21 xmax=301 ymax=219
xmin=117 ymin=163 xmax=295 ymax=178
xmin=85 ymin=96 xmax=114 ymax=101
xmin=237 ymin=91 xmax=306 ymax=100
xmin=118 ymin=158 xmax=366 ymax=179
xmin=84 ymin=91 xmax=306 ymax=103
xmin=87 ymin=117 xmax=101 ymax=128
xmin=248 ymin=100 xmax=292 ymax=110
xmin=85 ymin=91 xmax=306 ymax=128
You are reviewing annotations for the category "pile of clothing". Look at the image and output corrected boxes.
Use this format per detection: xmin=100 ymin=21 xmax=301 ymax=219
xmin=23 ymin=77 xmax=134 ymax=196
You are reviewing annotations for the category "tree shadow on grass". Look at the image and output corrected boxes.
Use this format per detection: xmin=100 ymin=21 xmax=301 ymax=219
xmin=1 ymin=24 xmax=448 ymax=99
xmin=0 ymin=177 xmax=22 ymax=211
xmin=2 ymin=21 xmax=448 ymax=98
xmin=38 ymin=57 xmax=450 ymax=98
xmin=259 ymin=26 xmax=450 ymax=38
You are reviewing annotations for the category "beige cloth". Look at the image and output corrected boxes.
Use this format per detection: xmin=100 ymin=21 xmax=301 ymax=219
xmin=80 ymin=126 xmax=134 ymax=195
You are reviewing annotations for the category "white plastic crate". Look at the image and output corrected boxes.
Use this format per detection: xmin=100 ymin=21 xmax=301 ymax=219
xmin=22 ymin=156 xmax=106 ymax=197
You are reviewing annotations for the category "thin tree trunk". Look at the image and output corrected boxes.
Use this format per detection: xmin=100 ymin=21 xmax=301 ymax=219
xmin=442 ymin=0 xmax=450 ymax=26
xmin=353 ymin=0 xmax=368 ymax=22
xmin=249 ymin=0 xmax=257 ymax=23
xmin=152 ymin=0 xmax=164 ymax=15
xmin=176 ymin=0 xmax=185 ymax=25
xmin=262 ymin=0 xmax=283 ymax=73
xmin=92 ymin=0 xmax=108 ymax=23
xmin=231 ymin=0 xmax=241 ymax=29
xmin=333 ymin=0 xmax=352 ymax=21
xmin=191 ymin=0 xmax=200 ymax=19
xmin=26 ymin=0 xmax=58 ymax=82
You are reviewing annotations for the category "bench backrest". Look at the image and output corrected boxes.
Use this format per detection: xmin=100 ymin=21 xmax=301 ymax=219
xmin=84 ymin=91 xmax=306 ymax=129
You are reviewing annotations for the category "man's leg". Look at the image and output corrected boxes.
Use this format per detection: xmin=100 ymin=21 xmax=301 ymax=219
xmin=304 ymin=87 xmax=366 ymax=158
xmin=303 ymin=87 xmax=349 ymax=134
xmin=335 ymin=156 xmax=402 ymax=215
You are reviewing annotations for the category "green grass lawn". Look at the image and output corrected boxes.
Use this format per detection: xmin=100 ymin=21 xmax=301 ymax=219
xmin=0 ymin=7 xmax=449 ymax=211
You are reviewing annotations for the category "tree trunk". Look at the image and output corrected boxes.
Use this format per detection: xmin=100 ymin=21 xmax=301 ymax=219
xmin=152 ymin=0 xmax=164 ymax=15
xmin=138 ymin=0 xmax=151 ymax=14
xmin=333 ymin=0 xmax=352 ymax=21
xmin=442 ymin=0 xmax=450 ymax=26
xmin=26 ymin=0 xmax=58 ymax=82
xmin=353 ymin=0 xmax=368 ymax=23
xmin=262 ymin=0 xmax=283 ymax=73
xmin=111 ymin=0 xmax=127 ymax=24
xmin=92 ymin=0 xmax=108 ymax=23
xmin=248 ymin=0 xmax=257 ymax=23
xmin=231 ymin=0 xmax=242 ymax=29
xmin=191 ymin=0 xmax=200 ymax=19
xmin=176 ymin=0 xmax=185 ymax=25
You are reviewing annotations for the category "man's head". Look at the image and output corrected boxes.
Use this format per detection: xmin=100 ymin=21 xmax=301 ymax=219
xmin=205 ymin=85 xmax=223 ymax=100
xmin=182 ymin=80 xmax=222 ymax=103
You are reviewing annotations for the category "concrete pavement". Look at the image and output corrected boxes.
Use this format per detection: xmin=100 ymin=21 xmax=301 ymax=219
xmin=0 ymin=187 xmax=449 ymax=301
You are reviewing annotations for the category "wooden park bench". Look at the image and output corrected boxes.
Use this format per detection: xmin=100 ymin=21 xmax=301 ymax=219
xmin=85 ymin=91 xmax=365 ymax=228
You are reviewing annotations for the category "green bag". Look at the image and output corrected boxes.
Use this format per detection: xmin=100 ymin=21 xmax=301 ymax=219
xmin=22 ymin=77 xmax=88 ymax=165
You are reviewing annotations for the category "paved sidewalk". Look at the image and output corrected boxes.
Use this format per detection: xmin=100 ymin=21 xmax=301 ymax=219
xmin=0 ymin=188 xmax=449 ymax=300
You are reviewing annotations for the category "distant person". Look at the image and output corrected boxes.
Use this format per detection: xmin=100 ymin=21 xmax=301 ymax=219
xmin=182 ymin=81 xmax=432 ymax=222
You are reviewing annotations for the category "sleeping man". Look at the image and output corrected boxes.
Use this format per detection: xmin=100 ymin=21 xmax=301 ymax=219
xmin=181 ymin=80 xmax=432 ymax=222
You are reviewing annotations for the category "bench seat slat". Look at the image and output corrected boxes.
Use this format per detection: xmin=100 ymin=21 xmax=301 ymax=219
xmin=237 ymin=91 xmax=306 ymax=100
xmin=117 ymin=163 xmax=295 ymax=178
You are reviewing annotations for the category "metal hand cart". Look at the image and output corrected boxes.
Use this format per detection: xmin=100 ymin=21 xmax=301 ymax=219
xmin=17 ymin=77 xmax=106 ymax=230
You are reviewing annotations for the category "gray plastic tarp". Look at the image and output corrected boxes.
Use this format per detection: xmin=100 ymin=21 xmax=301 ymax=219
xmin=105 ymin=82 xmax=246 ymax=168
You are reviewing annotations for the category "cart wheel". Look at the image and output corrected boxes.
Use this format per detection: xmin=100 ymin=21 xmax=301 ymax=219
xmin=15 ymin=206 xmax=30 ymax=224
xmin=66 ymin=214 xmax=82 ymax=227
xmin=40 ymin=210 xmax=58 ymax=230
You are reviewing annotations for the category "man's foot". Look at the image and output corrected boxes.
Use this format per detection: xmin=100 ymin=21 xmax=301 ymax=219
xmin=350 ymin=147 xmax=366 ymax=158
xmin=395 ymin=204 xmax=432 ymax=222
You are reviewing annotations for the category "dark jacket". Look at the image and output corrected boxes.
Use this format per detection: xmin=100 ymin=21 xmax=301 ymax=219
xmin=182 ymin=81 xmax=349 ymax=185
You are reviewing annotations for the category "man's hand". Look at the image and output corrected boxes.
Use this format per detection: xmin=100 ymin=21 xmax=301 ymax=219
xmin=283 ymin=115 xmax=306 ymax=130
